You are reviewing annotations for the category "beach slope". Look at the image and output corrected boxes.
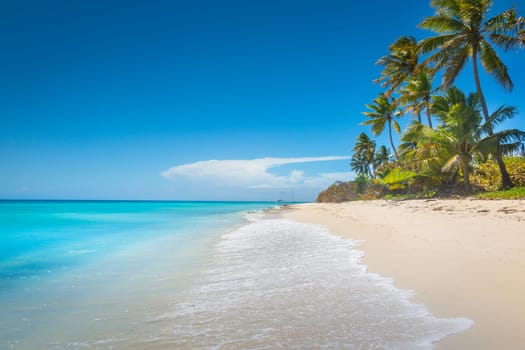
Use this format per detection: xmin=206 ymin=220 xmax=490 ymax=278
xmin=282 ymin=199 xmax=525 ymax=349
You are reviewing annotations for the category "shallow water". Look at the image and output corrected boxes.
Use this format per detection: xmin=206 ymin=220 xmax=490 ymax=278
xmin=157 ymin=216 xmax=472 ymax=349
xmin=0 ymin=201 xmax=272 ymax=349
xmin=0 ymin=202 xmax=472 ymax=349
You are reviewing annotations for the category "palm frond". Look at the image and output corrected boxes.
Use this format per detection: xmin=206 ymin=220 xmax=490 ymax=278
xmin=392 ymin=120 xmax=401 ymax=134
xmin=419 ymin=14 xmax=465 ymax=33
xmin=488 ymin=34 xmax=523 ymax=51
xmin=458 ymin=0 xmax=487 ymax=28
xmin=442 ymin=47 xmax=469 ymax=87
xmin=418 ymin=34 xmax=457 ymax=54
xmin=431 ymin=0 xmax=463 ymax=18
xmin=441 ymin=154 xmax=460 ymax=173
xmin=500 ymin=142 xmax=524 ymax=155
xmin=484 ymin=105 xmax=518 ymax=129
xmin=473 ymin=135 xmax=499 ymax=156
xmin=375 ymin=36 xmax=419 ymax=92
xmin=360 ymin=118 xmax=386 ymax=136
xmin=492 ymin=129 xmax=525 ymax=145
xmin=485 ymin=9 xmax=519 ymax=33
xmin=479 ymin=40 xmax=513 ymax=91
xmin=465 ymin=91 xmax=480 ymax=110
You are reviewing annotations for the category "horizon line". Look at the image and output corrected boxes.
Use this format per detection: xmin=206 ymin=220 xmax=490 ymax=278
xmin=0 ymin=198 xmax=307 ymax=203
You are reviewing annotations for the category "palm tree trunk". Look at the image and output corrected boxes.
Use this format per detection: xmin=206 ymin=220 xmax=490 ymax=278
xmin=425 ymin=97 xmax=432 ymax=129
xmin=388 ymin=119 xmax=399 ymax=161
xmin=461 ymin=161 xmax=472 ymax=193
xmin=472 ymin=49 xmax=514 ymax=189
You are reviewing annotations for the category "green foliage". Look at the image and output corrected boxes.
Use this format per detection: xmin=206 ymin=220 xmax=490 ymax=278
xmin=315 ymin=177 xmax=379 ymax=203
xmin=419 ymin=0 xmax=525 ymax=188
xmin=374 ymin=36 xmax=420 ymax=94
xmin=316 ymin=181 xmax=361 ymax=203
xmin=399 ymin=70 xmax=435 ymax=128
xmin=360 ymin=182 xmax=386 ymax=200
xmin=351 ymin=133 xmax=393 ymax=179
xmin=362 ymin=94 xmax=402 ymax=160
xmin=327 ymin=1 xmax=525 ymax=201
xmin=383 ymin=190 xmax=437 ymax=201
xmin=378 ymin=167 xmax=418 ymax=190
xmin=351 ymin=133 xmax=376 ymax=178
xmin=419 ymin=0 xmax=522 ymax=91
xmin=475 ymin=186 xmax=525 ymax=199
xmin=471 ymin=157 xmax=525 ymax=191
xmin=354 ymin=175 xmax=370 ymax=194
xmin=400 ymin=87 xmax=523 ymax=192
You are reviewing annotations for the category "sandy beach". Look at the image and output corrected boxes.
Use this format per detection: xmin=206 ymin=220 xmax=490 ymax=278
xmin=282 ymin=199 xmax=525 ymax=349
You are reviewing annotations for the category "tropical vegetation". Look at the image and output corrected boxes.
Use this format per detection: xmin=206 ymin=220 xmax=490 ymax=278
xmin=318 ymin=0 xmax=525 ymax=202
xmin=419 ymin=0 xmax=525 ymax=189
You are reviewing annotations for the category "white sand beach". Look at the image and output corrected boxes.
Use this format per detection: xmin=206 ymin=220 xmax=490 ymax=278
xmin=282 ymin=199 xmax=525 ymax=349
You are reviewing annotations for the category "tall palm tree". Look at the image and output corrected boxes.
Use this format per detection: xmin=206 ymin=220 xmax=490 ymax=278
xmin=419 ymin=0 xmax=524 ymax=188
xmin=399 ymin=70 xmax=435 ymax=128
xmin=351 ymin=133 xmax=376 ymax=178
xmin=426 ymin=87 xmax=523 ymax=192
xmin=375 ymin=36 xmax=420 ymax=95
xmin=361 ymin=94 xmax=402 ymax=161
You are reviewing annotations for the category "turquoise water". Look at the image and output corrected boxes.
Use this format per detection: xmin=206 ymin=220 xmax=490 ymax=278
xmin=0 ymin=200 xmax=274 ymax=349
xmin=0 ymin=201 xmax=471 ymax=349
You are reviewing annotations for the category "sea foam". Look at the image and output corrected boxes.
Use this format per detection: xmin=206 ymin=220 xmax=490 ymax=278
xmin=160 ymin=216 xmax=472 ymax=349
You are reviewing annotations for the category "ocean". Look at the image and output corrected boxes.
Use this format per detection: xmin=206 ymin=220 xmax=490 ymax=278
xmin=0 ymin=201 xmax=471 ymax=349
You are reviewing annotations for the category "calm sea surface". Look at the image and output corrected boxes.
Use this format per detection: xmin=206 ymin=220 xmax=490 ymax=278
xmin=0 ymin=200 xmax=471 ymax=349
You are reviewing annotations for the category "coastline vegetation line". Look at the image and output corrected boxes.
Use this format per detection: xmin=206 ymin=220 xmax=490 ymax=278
xmin=320 ymin=0 xmax=525 ymax=202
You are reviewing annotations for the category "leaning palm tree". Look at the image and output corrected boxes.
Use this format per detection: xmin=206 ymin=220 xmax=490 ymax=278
xmin=425 ymin=87 xmax=524 ymax=192
xmin=361 ymin=94 xmax=402 ymax=161
xmin=374 ymin=36 xmax=420 ymax=95
xmin=399 ymin=70 xmax=436 ymax=128
xmin=419 ymin=0 xmax=525 ymax=188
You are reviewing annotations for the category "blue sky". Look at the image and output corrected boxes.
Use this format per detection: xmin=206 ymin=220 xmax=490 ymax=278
xmin=1 ymin=0 xmax=524 ymax=201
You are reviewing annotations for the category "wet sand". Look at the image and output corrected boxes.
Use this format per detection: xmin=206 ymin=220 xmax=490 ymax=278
xmin=281 ymin=199 xmax=525 ymax=349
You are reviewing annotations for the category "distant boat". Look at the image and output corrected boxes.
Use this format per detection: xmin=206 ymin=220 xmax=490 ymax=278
xmin=276 ymin=190 xmax=295 ymax=203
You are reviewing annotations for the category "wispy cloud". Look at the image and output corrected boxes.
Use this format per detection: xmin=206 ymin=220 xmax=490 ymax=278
xmin=161 ymin=156 xmax=351 ymax=189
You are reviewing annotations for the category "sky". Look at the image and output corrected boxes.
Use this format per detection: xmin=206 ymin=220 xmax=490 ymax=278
xmin=1 ymin=0 xmax=524 ymax=201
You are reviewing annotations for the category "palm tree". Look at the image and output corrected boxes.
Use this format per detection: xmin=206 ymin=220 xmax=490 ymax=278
xmin=425 ymin=87 xmax=523 ymax=192
xmin=361 ymin=94 xmax=402 ymax=161
xmin=373 ymin=145 xmax=392 ymax=178
xmin=419 ymin=0 xmax=524 ymax=188
xmin=374 ymin=145 xmax=391 ymax=169
xmin=400 ymin=121 xmax=444 ymax=172
xmin=375 ymin=36 xmax=420 ymax=95
xmin=351 ymin=133 xmax=376 ymax=178
xmin=399 ymin=70 xmax=435 ymax=128
xmin=350 ymin=153 xmax=371 ymax=178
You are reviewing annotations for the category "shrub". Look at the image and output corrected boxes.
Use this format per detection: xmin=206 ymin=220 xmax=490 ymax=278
xmin=378 ymin=167 xmax=417 ymax=190
xmin=316 ymin=177 xmax=375 ymax=202
xmin=471 ymin=157 xmax=525 ymax=191
xmin=361 ymin=181 xmax=386 ymax=200
xmin=316 ymin=181 xmax=361 ymax=203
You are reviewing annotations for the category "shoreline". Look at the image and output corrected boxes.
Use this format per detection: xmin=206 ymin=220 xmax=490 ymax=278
xmin=280 ymin=199 xmax=525 ymax=349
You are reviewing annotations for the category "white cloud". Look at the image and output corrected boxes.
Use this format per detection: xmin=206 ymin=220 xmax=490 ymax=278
xmin=161 ymin=156 xmax=351 ymax=189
